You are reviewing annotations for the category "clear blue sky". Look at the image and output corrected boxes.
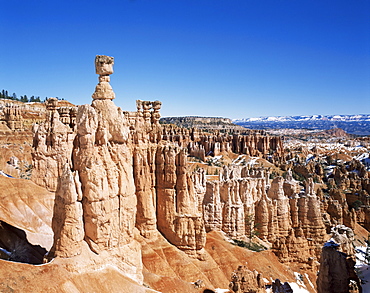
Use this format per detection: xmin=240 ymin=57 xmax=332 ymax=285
xmin=1 ymin=0 xmax=369 ymax=119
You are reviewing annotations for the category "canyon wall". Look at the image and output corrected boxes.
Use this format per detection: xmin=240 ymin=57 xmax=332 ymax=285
xmin=161 ymin=124 xmax=284 ymax=160
xmin=29 ymin=55 xmax=369 ymax=291
xmin=32 ymin=56 xmax=287 ymax=266
xmin=30 ymin=56 xmax=327 ymax=268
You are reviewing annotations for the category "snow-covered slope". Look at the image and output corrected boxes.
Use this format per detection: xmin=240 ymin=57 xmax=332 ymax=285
xmin=233 ymin=114 xmax=370 ymax=123
xmin=233 ymin=114 xmax=370 ymax=135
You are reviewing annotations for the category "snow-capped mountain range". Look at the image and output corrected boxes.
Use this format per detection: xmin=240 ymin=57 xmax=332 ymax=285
xmin=233 ymin=114 xmax=370 ymax=123
xmin=233 ymin=114 xmax=370 ymax=135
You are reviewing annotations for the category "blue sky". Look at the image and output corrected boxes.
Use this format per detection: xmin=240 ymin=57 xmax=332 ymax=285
xmin=1 ymin=0 xmax=369 ymax=119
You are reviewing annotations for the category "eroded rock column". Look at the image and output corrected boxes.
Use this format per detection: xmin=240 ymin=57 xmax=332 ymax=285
xmin=156 ymin=144 xmax=206 ymax=258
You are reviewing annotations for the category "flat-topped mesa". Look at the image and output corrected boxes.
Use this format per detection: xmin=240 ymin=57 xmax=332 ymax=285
xmin=92 ymin=55 xmax=115 ymax=100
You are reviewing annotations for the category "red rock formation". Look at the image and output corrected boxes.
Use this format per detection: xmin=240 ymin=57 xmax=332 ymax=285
xmin=156 ymin=144 xmax=206 ymax=258
xmin=30 ymin=56 xmax=208 ymax=288
xmin=161 ymin=124 xmax=284 ymax=159
xmin=49 ymin=162 xmax=84 ymax=258
xmin=4 ymin=104 xmax=23 ymax=130
xmin=31 ymin=56 xmax=141 ymax=282
xmin=24 ymin=54 xmax=370 ymax=292
xmin=201 ymin=167 xmax=327 ymax=264
xmin=32 ymin=98 xmax=75 ymax=192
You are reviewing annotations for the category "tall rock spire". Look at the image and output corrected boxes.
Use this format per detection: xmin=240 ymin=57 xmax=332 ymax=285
xmin=92 ymin=55 xmax=115 ymax=100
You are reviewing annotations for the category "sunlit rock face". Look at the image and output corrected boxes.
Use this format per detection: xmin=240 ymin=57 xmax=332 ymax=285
xmin=200 ymin=164 xmax=328 ymax=263
xmin=32 ymin=97 xmax=75 ymax=192
xmin=31 ymin=55 xmax=209 ymax=286
xmin=31 ymin=54 xmax=368 ymax=291
xmin=34 ymin=56 xmax=141 ymax=282
xmin=161 ymin=124 xmax=284 ymax=160
xmin=155 ymin=144 xmax=206 ymax=258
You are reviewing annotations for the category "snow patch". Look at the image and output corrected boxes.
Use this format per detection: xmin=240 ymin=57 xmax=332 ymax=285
xmin=305 ymin=154 xmax=314 ymax=164
xmin=288 ymin=282 xmax=310 ymax=292
xmin=304 ymin=273 xmax=314 ymax=289
xmin=0 ymin=170 xmax=13 ymax=178
xmin=355 ymin=246 xmax=370 ymax=292
xmin=214 ymin=289 xmax=229 ymax=293
xmin=0 ymin=247 xmax=11 ymax=256
xmin=293 ymin=272 xmax=306 ymax=288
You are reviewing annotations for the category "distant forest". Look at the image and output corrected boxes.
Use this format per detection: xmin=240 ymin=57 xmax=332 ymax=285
xmin=0 ymin=89 xmax=44 ymax=103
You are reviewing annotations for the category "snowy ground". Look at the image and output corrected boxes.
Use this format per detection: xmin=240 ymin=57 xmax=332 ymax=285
xmin=212 ymin=247 xmax=369 ymax=293
xmin=265 ymin=283 xmax=310 ymax=293
xmin=214 ymin=289 xmax=229 ymax=293
xmin=0 ymin=170 xmax=14 ymax=178
xmin=264 ymin=272 xmax=312 ymax=293
xmin=356 ymin=246 xmax=370 ymax=292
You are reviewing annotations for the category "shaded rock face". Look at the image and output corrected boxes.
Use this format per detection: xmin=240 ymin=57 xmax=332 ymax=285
xmin=0 ymin=221 xmax=47 ymax=264
xmin=316 ymin=226 xmax=361 ymax=293
xmin=316 ymin=244 xmax=354 ymax=293
xmin=129 ymin=99 xmax=206 ymax=257
xmin=229 ymin=265 xmax=265 ymax=293
xmin=271 ymin=279 xmax=293 ymax=293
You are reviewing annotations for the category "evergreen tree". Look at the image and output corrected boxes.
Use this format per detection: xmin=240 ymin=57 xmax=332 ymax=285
xmin=0 ymin=90 xmax=47 ymax=103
